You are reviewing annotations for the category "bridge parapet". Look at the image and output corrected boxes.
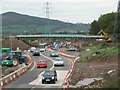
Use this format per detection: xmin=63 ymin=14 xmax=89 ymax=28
xmin=16 ymin=34 xmax=104 ymax=39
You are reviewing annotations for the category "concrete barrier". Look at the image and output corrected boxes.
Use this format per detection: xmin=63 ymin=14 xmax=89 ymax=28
xmin=0 ymin=53 xmax=34 ymax=89
xmin=62 ymin=57 xmax=80 ymax=88
xmin=47 ymin=49 xmax=76 ymax=59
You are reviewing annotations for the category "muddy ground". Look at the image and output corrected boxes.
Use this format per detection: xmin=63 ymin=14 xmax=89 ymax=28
xmin=54 ymin=41 xmax=119 ymax=89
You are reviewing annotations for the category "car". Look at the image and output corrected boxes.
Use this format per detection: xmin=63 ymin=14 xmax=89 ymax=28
xmin=54 ymin=57 xmax=64 ymax=66
xmin=50 ymin=51 xmax=59 ymax=57
xmin=66 ymin=46 xmax=78 ymax=51
xmin=52 ymin=47 xmax=59 ymax=50
xmin=42 ymin=69 xmax=57 ymax=84
xmin=37 ymin=60 xmax=47 ymax=68
xmin=30 ymin=47 xmax=36 ymax=52
xmin=33 ymin=50 xmax=40 ymax=56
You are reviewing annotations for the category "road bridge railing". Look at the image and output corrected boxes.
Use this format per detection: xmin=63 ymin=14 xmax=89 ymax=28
xmin=16 ymin=34 xmax=104 ymax=39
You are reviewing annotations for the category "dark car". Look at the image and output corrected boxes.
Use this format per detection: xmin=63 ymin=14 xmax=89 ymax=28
xmin=42 ymin=69 xmax=57 ymax=84
xmin=33 ymin=51 xmax=40 ymax=56
xmin=66 ymin=46 xmax=78 ymax=51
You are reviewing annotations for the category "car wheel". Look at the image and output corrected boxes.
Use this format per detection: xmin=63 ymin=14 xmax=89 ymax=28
xmin=52 ymin=81 xmax=55 ymax=84
xmin=2 ymin=64 xmax=4 ymax=67
xmin=42 ymin=81 xmax=44 ymax=84
xmin=12 ymin=60 xmax=18 ymax=66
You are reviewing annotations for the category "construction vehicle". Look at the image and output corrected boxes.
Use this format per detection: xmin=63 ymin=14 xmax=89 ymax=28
xmin=0 ymin=49 xmax=29 ymax=67
xmin=6 ymin=50 xmax=29 ymax=65
xmin=97 ymin=30 xmax=112 ymax=42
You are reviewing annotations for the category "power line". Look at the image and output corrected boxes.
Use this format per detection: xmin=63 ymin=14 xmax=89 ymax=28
xmin=43 ymin=2 xmax=52 ymax=34
xmin=44 ymin=2 xmax=52 ymax=19
xmin=113 ymin=0 xmax=120 ymax=39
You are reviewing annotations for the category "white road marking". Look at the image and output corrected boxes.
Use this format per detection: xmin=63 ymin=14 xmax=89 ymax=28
xmin=30 ymin=61 xmax=36 ymax=71
xmin=29 ymin=53 xmax=55 ymax=85
xmin=29 ymin=70 xmax=68 ymax=87
xmin=29 ymin=53 xmax=69 ymax=87
xmin=40 ymin=53 xmax=54 ymax=70
xmin=29 ymin=52 xmax=54 ymax=71
xmin=30 ymin=87 xmax=35 ymax=90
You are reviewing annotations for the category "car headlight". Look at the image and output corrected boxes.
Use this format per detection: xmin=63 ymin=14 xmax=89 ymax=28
xmin=52 ymin=76 xmax=54 ymax=79
xmin=42 ymin=77 xmax=45 ymax=79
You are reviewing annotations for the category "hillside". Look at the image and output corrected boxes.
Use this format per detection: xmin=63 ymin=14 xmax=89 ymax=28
xmin=2 ymin=12 xmax=90 ymax=34
xmin=90 ymin=12 xmax=119 ymax=35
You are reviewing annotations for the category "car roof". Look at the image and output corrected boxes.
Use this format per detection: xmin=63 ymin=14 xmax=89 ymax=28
xmin=45 ymin=69 xmax=56 ymax=72
xmin=39 ymin=60 xmax=46 ymax=62
xmin=56 ymin=57 xmax=62 ymax=59
xmin=11 ymin=50 xmax=21 ymax=53
xmin=51 ymin=51 xmax=57 ymax=53
xmin=31 ymin=47 xmax=36 ymax=48
xmin=34 ymin=50 xmax=39 ymax=52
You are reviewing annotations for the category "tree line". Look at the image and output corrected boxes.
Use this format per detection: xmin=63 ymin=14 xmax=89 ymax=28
xmin=90 ymin=12 xmax=117 ymax=35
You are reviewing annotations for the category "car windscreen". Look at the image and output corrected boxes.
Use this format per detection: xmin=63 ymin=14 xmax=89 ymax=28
xmin=39 ymin=61 xmax=45 ymax=64
xmin=55 ymin=58 xmax=62 ymax=61
xmin=44 ymin=71 xmax=54 ymax=76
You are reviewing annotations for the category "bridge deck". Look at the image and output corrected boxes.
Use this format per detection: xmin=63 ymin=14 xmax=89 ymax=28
xmin=16 ymin=34 xmax=104 ymax=38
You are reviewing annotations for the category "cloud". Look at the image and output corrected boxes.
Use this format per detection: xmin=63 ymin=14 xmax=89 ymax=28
xmin=1 ymin=0 xmax=118 ymax=23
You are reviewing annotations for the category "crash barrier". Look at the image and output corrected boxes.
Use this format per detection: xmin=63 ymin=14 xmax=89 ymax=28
xmin=62 ymin=57 xmax=80 ymax=88
xmin=0 ymin=53 xmax=33 ymax=89
xmin=47 ymin=49 xmax=76 ymax=59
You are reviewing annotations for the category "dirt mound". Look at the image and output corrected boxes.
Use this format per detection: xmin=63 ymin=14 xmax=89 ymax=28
xmin=92 ymin=54 xmax=118 ymax=63
xmin=70 ymin=54 xmax=118 ymax=88
xmin=2 ymin=36 xmax=29 ymax=50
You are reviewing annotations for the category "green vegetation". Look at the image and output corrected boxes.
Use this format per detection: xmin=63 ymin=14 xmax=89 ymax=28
xmin=79 ymin=42 xmax=119 ymax=62
xmin=80 ymin=56 xmax=92 ymax=62
xmin=90 ymin=12 xmax=117 ymax=35
xmin=2 ymin=12 xmax=90 ymax=34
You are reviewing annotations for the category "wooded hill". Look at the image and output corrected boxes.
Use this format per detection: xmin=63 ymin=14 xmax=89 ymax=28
xmin=2 ymin=12 xmax=90 ymax=34
xmin=90 ymin=12 xmax=118 ymax=35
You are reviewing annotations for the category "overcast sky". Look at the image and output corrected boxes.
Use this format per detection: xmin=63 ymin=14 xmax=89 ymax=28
xmin=0 ymin=0 xmax=118 ymax=23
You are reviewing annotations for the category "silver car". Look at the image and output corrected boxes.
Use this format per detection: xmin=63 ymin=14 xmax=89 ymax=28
xmin=54 ymin=57 xmax=64 ymax=66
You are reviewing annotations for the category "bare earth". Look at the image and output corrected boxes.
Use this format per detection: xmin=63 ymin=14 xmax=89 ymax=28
xmin=70 ymin=54 xmax=119 ymax=88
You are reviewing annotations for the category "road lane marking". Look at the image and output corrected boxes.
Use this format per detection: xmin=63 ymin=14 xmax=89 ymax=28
xmin=29 ymin=53 xmax=55 ymax=85
xmin=40 ymin=53 xmax=54 ymax=70
xmin=30 ymin=61 xmax=36 ymax=71
xmin=30 ymin=86 xmax=35 ymax=90
xmin=29 ymin=53 xmax=71 ymax=87
xmin=29 ymin=70 xmax=68 ymax=87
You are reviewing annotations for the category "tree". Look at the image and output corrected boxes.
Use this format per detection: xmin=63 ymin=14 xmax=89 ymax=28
xmin=90 ymin=20 xmax=100 ymax=35
xmin=90 ymin=12 xmax=116 ymax=35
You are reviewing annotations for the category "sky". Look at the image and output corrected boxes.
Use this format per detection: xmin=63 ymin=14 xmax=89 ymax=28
xmin=0 ymin=0 xmax=118 ymax=23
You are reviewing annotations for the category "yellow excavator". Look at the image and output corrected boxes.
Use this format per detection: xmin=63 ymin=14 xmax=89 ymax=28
xmin=98 ymin=30 xmax=112 ymax=42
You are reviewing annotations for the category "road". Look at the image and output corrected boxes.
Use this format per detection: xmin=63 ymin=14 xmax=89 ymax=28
xmin=3 ymin=50 xmax=72 ymax=89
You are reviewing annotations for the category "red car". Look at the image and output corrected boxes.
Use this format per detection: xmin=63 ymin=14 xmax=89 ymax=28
xmin=37 ymin=60 xmax=47 ymax=68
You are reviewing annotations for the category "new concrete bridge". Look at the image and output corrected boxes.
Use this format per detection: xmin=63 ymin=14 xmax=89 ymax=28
xmin=16 ymin=34 xmax=104 ymax=39
xmin=14 ymin=34 xmax=104 ymax=47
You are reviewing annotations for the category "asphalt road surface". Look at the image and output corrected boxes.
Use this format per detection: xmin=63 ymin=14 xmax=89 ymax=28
xmin=3 ymin=50 xmax=72 ymax=89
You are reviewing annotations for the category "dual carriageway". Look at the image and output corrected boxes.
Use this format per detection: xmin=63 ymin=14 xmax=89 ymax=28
xmin=2 ymin=34 xmax=104 ymax=89
xmin=3 ymin=47 xmax=79 ymax=89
